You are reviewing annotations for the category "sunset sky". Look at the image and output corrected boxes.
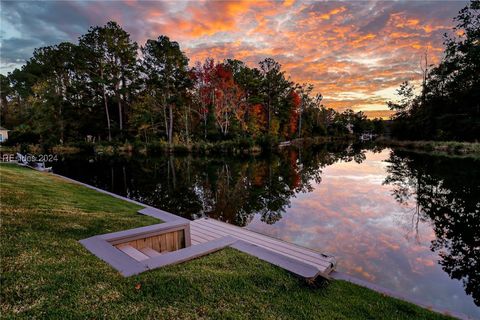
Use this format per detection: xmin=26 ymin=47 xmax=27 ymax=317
xmin=0 ymin=0 xmax=467 ymax=116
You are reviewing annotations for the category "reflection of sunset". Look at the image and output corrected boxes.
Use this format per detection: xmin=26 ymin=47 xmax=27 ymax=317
xmin=246 ymin=149 xmax=472 ymax=314
xmin=2 ymin=1 xmax=465 ymax=115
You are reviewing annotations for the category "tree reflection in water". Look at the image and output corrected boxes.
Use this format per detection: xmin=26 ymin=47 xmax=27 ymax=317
xmin=383 ymin=150 xmax=480 ymax=306
xmin=122 ymin=142 xmax=380 ymax=226
xmin=53 ymin=142 xmax=380 ymax=227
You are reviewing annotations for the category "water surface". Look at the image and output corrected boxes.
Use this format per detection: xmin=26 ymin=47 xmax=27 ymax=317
xmin=52 ymin=145 xmax=479 ymax=318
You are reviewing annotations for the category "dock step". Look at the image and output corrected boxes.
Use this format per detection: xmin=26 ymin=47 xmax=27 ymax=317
xmin=139 ymin=247 xmax=162 ymax=258
xmin=116 ymin=244 xmax=150 ymax=261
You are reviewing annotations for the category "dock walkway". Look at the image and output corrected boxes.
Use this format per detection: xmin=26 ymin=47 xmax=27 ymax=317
xmin=191 ymin=218 xmax=336 ymax=277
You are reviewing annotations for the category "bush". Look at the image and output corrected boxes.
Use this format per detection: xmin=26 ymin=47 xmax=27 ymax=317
xmin=146 ymin=141 xmax=169 ymax=155
xmin=236 ymin=137 xmax=254 ymax=150
xmin=257 ymin=134 xmax=278 ymax=151
xmin=69 ymin=141 xmax=95 ymax=154
xmin=172 ymin=144 xmax=190 ymax=153
xmin=5 ymin=129 xmax=40 ymax=146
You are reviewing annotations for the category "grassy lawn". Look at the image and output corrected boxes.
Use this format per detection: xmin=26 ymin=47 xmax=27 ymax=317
xmin=0 ymin=164 xmax=452 ymax=319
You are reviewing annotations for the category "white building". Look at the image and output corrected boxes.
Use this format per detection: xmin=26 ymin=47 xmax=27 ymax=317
xmin=0 ymin=127 xmax=9 ymax=143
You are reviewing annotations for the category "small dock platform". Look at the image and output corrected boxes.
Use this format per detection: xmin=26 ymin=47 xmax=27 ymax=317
xmin=191 ymin=218 xmax=336 ymax=278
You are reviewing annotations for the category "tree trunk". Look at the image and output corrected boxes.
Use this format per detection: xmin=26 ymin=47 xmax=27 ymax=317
xmin=267 ymin=97 xmax=271 ymax=131
xmin=100 ymin=66 xmax=112 ymax=142
xmin=185 ymin=104 xmax=190 ymax=145
xmin=117 ymin=80 xmax=123 ymax=132
xmin=163 ymin=102 xmax=168 ymax=139
xmin=121 ymin=73 xmax=128 ymax=128
xmin=224 ymin=109 xmax=228 ymax=136
xmin=168 ymin=104 xmax=173 ymax=145
xmin=103 ymin=84 xmax=112 ymax=142
xmin=202 ymin=101 xmax=207 ymax=140
xmin=204 ymin=116 xmax=207 ymax=140
xmin=298 ymin=108 xmax=302 ymax=137
xmin=60 ymin=104 xmax=64 ymax=144
xmin=59 ymin=76 xmax=65 ymax=144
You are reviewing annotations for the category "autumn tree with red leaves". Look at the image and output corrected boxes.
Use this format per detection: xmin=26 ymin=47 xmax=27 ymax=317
xmin=210 ymin=63 xmax=247 ymax=137
xmin=288 ymin=91 xmax=300 ymax=138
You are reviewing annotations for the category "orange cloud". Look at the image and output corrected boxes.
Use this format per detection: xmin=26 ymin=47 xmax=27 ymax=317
xmin=319 ymin=6 xmax=347 ymax=20
xmin=2 ymin=0 xmax=463 ymax=113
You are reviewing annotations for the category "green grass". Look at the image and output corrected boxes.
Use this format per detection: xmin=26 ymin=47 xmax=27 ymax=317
xmin=0 ymin=164 xmax=452 ymax=319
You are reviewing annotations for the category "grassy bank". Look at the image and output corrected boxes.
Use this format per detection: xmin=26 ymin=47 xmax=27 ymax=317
xmin=1 ymin=135 xmax=355 ymax=157
xmin=0 ymin=164 xmax=452 ymax=319
xmin=1 ymin=140 xmax=263 ymax=157
xmin=378 ymin=138 xmax=480 ymax=157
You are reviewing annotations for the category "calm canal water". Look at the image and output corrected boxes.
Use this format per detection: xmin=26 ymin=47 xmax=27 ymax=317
xmin=52 ymin=144 xmax=479 ymax=318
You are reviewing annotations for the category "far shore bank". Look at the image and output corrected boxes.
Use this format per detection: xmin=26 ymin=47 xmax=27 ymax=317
xmin=377 ymin=138 xmax=480 ymax=157
xmin=0 ymin=136 xmax=355 ymax=157
xmin=2 ymin=137 xmax=479 ymax=159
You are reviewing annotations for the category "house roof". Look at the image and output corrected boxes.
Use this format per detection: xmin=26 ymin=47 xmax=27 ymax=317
xmin=0 ymin=127 xmax=9 ymax=131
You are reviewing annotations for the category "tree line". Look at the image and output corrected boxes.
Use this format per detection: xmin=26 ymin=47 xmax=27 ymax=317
xmin=0 ymin=22 xmax=380 ymax=150
xmin=388 ymin=0 xmax=479 ymax=142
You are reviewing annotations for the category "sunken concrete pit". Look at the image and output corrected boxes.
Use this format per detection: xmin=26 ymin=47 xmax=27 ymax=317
xmin=80 ymin=220 xmax=239 ymax=277
xmin=80 ymin=218 xmax=336 ymax=280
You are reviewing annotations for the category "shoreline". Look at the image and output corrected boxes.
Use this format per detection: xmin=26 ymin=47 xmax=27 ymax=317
xmin=0 ymin=136 xmax=354 ymax=157
xmin=4 ymin=137 xmax=479 ymax=159
xmin=377 ymin=139 xmax=480 ymax=157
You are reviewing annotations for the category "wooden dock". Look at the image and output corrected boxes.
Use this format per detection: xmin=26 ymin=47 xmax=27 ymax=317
xmin=190 ymin=218 xmax=336 ymax=277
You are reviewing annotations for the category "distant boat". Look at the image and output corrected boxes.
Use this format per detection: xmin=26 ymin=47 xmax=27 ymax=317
xmin=278 ymin=141 xmax=291 ymax=147
xmin=16 ymin=153 xmax=28 ymax=165
xmin=16 ymin=153 xmax=52 ymax=172
xmin=359 ymin=133 xmax=375 ymax=141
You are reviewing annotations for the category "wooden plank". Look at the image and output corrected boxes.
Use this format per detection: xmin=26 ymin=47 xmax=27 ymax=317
xmin=196 ymin=218 xmax=334 ymax=265
xmin=145 ymin=236 xmax=237 ymax=269
xmin=173 ymin=231 xmax=179 ymax=250
xmin=194 ymin=227 xmax=222 ymax=239
xmin=101 ymin=220 xmax=189 ymax=244
xmin=145 ymin=236 xmax=153 ymax=249
xmin=192 ymin=221 xmax=329 ymax=268
xmin=79 ymin=236 xmax=147 ymax=277
xmin=139 ymin=247 xmax=162 ymax=258
xmin=192 ymin=220 xmax=331 ymax=270
xmin=138 ymin=207 xmax=190 ymax=223
xmin=116 ymin=244 xmax=149 ymax=261
xmin=190 ymin=235 xmax=208 ymax=244
xmin=193 ymin=220 xmax=331 ymax=269
xmin=192 ymin=227 xmax=329 ymax=269
xmin=136 ymin=238 xmax=146 ymax=249
xmin=201 ymin=218 xmax=334 ymax=263
xmin=231 ymin=241 xmax=325 ymax=280
xmin=166 ymin=233 xmax=174 ymax=252
xmin=184 ymin=224 xmax=192 ymax=247
xmin=178 ymin=230 xmax=185 ymax=248
xmin=192 ymin=229 xmax=221 ymax=243
xmin=151 ymin=236 xmax=160 ymax=252
xmin=190 ymin=228 xmax=218 ymax=242
xmin=160 ymin=234 xmax=167 ymax=252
